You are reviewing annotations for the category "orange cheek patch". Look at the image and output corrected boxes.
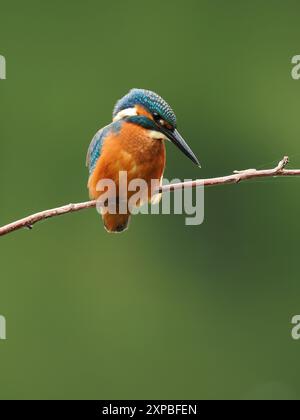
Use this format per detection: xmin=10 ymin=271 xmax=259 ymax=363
xmin=135 ymin=105 xmax=153 ymax=120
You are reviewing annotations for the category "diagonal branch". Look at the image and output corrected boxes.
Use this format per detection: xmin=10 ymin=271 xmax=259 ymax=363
xmin=160 ymin=156 xmax=298 ymax=191
xmin=0 ymin=156 xmax=299 ymax=237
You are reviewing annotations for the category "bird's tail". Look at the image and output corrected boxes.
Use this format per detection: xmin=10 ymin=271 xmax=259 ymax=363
xmin=102 ymin=213 xmax=131 ymax=233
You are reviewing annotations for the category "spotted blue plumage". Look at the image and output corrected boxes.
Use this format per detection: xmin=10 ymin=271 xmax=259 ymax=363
xmin=113 ymin=89 xmax=177 ymax=129
xmin=86 ymin=121 xmax=122 ymax=174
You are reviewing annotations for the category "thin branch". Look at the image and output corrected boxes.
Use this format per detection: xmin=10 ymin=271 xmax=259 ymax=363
xmin=159 ymin=156 xmax=299 ymax=191
xmin=0 ymin=156 xmax=299 ymax=237
xmin=0 ymin=201 xmax=97 ymax=237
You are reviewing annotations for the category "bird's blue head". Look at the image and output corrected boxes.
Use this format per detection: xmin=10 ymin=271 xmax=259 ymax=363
xmin=113 ymin=88 xmax=177 ymax=129
xmin=113 ymin=89 xmax=200 ymax=166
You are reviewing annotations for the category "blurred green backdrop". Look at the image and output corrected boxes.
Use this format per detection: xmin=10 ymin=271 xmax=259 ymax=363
xmin=0 ymin=0 xmax=300 ymax=400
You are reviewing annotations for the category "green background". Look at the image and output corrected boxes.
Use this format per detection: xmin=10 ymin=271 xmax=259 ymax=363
xmin=0 ymin=0 xmax=300 ymax=400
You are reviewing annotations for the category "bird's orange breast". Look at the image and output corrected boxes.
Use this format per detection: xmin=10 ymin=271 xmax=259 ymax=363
xmin=88 ymin=122 xmax=166 ymax=200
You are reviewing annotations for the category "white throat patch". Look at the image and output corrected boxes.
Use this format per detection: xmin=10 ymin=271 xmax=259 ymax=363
xmin=149 ymin=131 xmax=168 ymax=140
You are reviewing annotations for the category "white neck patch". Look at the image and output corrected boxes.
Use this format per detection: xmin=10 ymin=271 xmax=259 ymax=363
xmin=113 ymin=107 xmax=167 ymax=140
xmin=113 ymin=107 xmax=137 ymax=122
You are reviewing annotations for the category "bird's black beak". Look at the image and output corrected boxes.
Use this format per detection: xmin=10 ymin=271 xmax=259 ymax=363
xmin=161 ymin=127 xmax=201 ymax=167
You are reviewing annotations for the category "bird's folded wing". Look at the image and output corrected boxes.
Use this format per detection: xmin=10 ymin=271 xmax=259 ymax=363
xmin=86 ymin=122 xmax=122 ymax=174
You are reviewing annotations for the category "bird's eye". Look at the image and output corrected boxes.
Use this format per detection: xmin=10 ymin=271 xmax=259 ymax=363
xmin=153 ymin=113 xmax=166 ymax=127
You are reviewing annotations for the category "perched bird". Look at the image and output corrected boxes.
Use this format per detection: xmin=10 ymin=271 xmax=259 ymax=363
xmin=86 ymin=89 xmax=200 ymax=233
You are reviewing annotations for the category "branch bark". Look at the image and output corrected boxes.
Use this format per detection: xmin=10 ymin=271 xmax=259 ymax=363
xmin=0 ymin=156 xmax=299 ymax=237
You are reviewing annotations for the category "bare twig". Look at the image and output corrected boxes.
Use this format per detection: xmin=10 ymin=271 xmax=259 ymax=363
xmin=0 ymin=156 xmax=299 ymax=237
xmin=160 ymin=156 xmax=297 ymax=191
xmin=0 ymin=201 xmax=97 ymax=237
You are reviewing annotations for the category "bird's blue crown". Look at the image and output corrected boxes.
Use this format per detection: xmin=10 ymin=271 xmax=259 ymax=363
xmin=113 ymin=89 xmax=177 ymax=129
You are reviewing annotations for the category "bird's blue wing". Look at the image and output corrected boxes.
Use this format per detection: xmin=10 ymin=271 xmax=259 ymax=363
xmin=86 ymin=122 xmax=122 ymax=175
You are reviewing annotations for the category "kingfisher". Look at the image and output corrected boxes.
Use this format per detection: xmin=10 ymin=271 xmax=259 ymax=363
xmin=86 ymin=89 xmax=200 ymax=233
